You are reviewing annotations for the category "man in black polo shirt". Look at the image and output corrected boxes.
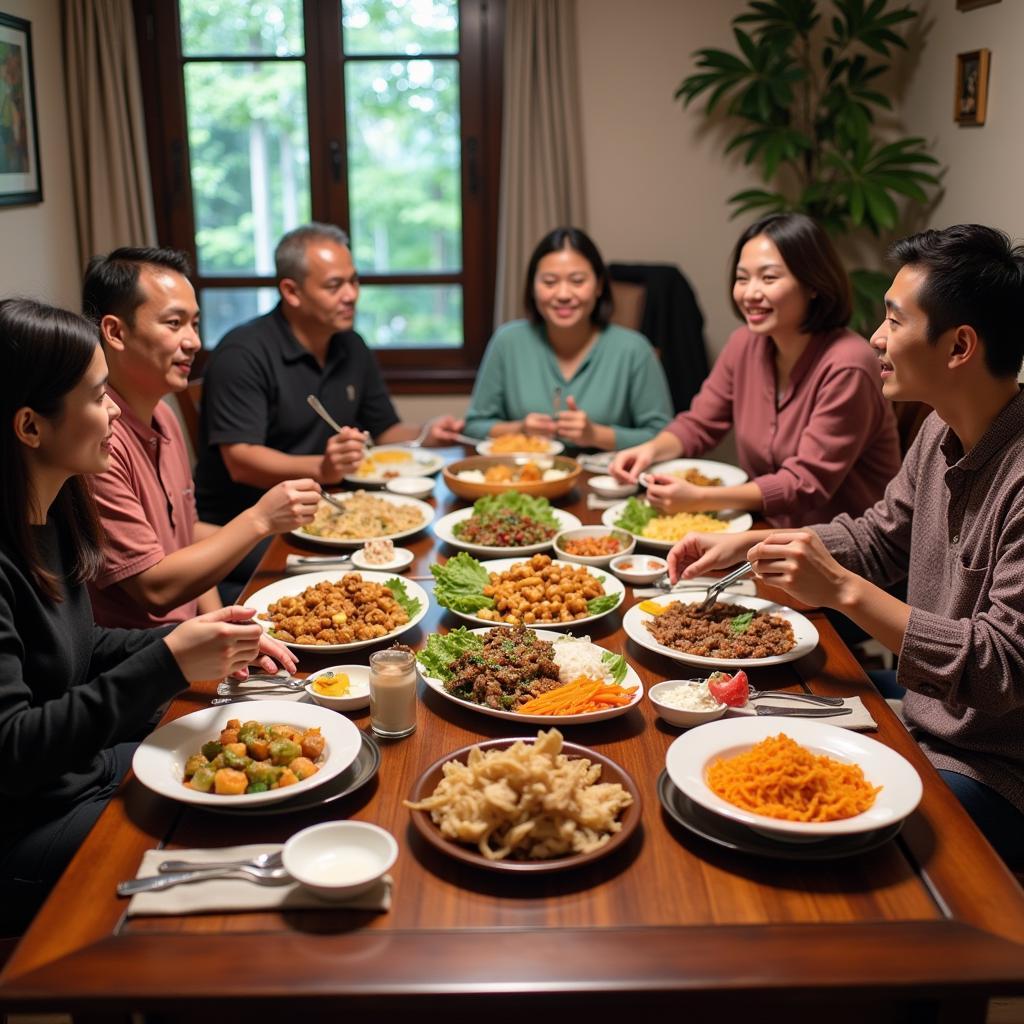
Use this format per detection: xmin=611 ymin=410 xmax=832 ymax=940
xmin=195 ymin=222 xmax=463 ymax=531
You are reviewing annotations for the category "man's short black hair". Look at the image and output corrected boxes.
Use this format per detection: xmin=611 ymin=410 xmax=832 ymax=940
xmin=888 ymin=225 xmax=1024 ymax=379
xmin=82 ymin=247 xmax=192 ymax=326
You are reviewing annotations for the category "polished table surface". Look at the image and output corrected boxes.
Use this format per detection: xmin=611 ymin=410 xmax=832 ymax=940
xmin=2 ymin=453 xmax=1024 ymax=1022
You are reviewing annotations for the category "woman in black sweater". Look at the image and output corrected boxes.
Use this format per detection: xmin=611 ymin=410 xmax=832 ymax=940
xmin=0 ymin=299 xmax=296 ymax=933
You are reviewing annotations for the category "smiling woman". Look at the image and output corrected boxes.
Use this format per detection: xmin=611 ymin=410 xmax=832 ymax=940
xmin=463 ymin=227 xmax=674 ymax=453
xmin=610 ymin=213 xmax=902 ymax=529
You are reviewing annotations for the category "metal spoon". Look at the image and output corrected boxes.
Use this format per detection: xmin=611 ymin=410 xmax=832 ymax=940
xmin=754 ymin=705 xmax=853 ymax=718
xmin=216 ymin=678 xmax=306 ymax=696
xmin=118 ymin=860 xmax=289 ymax=897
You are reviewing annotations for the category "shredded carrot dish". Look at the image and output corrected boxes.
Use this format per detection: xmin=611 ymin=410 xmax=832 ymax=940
xmin=705 ymin=733 xmax=882 ymax=822
xmin=517 ymin=675 xmax=638 ymax=716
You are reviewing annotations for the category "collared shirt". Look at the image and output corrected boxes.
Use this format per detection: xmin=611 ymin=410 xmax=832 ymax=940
xmin=663 ymin=326 xmax=901 ymax=527
xmin=463 ymin=320 xmax=673 ymax=451
xmin=194 ymin=305 xmax=400 ymax=524
xmin=814 ymin=388 xmax=1024 ymax=814
xmin=88 ymin=387 xmax=199 ymax=628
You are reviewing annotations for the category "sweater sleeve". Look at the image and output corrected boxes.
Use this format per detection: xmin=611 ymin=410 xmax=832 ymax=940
xmin=0 ymin=597 xmax=187 ymax=798
xmin=463 ymin=328 xmax=511 ymax=438
xmin=755 ymin=366 xmax=888 ymax=518
xmin=613 ymin=343 xmax=674 ymax=449
xmin=810 ymin=425 xmax=918 ymax=587
xmin=662 ymin=334 xmax=737 ymax=454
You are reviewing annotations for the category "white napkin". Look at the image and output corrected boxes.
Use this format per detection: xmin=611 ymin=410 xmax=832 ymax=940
xmin=727 ymin=695 xmax=877 ymax=731
xmin=126 ymin=844 xmax=392 ymax=917
xmin=217 ymin=674 xmax=306 ymax=702
xmin=632 ymin=576 xmax=759 ymax=599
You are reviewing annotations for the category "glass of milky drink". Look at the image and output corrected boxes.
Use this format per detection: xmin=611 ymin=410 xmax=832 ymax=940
xmin=369 ymin=649 xmax=418 ymax=738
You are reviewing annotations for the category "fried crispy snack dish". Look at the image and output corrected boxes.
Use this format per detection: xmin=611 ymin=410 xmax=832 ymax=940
xmin=477 ymin=553 xmax=605 ymax=625
xmin=261 ymin=574 xmax=409 ymax=645
xmin=488 ymin=433 xmax=553 ymax=454
xmin=405 ymin=729 xmax=633 ymax=860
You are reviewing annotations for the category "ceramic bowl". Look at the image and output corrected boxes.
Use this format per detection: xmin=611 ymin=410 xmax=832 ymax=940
xmin=443 ymin=455 xmax=581 ymax=501
xmin=648 ymin=679 xmax=727 ymax=728
xmin=282 ymin=821 xmax=398 ymax=901
xmin=588 ymin=474 xmax=637 ymax=499
xmin=609 ymin=553 xmax=668 ymax=585
xmin=351 ymin=546 xmax=415 ymax=572
xmin=552 ymin=526 xmax=635 ymax=568
xmin=304 ymin=665 xmax=371 ymax=711
xmin=386 ymin=476 xmax=435 ymax=499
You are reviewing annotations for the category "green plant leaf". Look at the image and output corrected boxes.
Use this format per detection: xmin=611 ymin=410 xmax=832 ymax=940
xmin=849 ymin=268 xmax=891 ymax=337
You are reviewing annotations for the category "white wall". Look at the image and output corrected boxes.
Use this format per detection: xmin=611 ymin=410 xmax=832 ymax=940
xmin=899 ymin=0 xmax=1024 ymax=238
xmin=0 ymin=0 xmax=79 ymax=309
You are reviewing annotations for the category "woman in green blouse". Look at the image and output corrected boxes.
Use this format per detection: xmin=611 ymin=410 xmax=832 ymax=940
xmin=464 ymin=227 xmax=673 ymax=452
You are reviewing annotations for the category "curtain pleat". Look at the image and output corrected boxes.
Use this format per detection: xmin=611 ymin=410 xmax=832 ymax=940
xmin=494 ymin=0 xmax=587 ymax=325
xmin=62 ymin=0 xmax=157 ymax=272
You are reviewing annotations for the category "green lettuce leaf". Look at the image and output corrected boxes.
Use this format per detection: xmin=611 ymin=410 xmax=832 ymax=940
xmin=601 ymin=650 xmax=628 ymax=685
xmin=729 ymin=610 xmax=755 ymax=635
xmin=416 ymin=627 xmax=484 ymax=681
xmin=587 ymin=593 xmax=621 ymax=616
xmin=384 ymin=579 xmax=422 ymax=619
xmin=614 ymin=496 xmax=659 ymax=534
xmin=430 ymin=552 xmax=496 ymax=614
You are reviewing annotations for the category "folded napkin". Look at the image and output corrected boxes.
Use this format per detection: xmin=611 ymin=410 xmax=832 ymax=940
xmin=586 ymin=493 xmax=622 ymax=510
xmin=632 ymin=576 xmax=759 ymax=600
xmin=727 ymin=695 xmax=877 ymax=731
xmin=577 ymin=453 xmax=616 ymax=473
xmin=126 ymin=844 xmax=392 ymax=917
xmin=217 ymin=674 xmax=307 ymax=702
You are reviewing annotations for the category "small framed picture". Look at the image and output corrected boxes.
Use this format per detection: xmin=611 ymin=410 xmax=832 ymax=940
xmin=955 ymin=49 xmax=990 ymax=126
xmin=0 ymin=11 xmax=42 ymax=206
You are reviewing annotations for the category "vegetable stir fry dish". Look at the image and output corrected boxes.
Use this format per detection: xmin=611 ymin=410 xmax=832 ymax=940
xmin=431 ymin=553 xmax=621 ymax=624
xmin=615 ymin=496 xmax=727 ymax=542
xmin=452 ymin=491 xmax=559 ymax=548
xmin=183 ymin=718 xmax=325 ymax=796
xmin=643 ymin=600 xmax=796 ymax=659
xmin=417 ymin=626 xmax=633 ymax=714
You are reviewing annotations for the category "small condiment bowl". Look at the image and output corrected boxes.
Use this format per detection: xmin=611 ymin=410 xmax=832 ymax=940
xmin=649 ymin=679 xmax=727 ymax=728
xmin=351 ymin=546 xmax=415 ymax=572
xmin=282 ymin=821 xmax=398 ymax=901
xmin=386 ymin=476 xmax=435 ymax=499
xmin=588 ymin=474 xmax=637 ymax=499
xmin=552 ymin=525 xmax=635 ymax=568
xmin=610 ymin=553 xmax=667 ymax=585
xmin=304 ymin=664 xmax=371 ymax=711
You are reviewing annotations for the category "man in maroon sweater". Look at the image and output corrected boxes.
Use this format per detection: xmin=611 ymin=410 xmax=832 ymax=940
xmin=669 ymin=224 xmax=1024 ymax=866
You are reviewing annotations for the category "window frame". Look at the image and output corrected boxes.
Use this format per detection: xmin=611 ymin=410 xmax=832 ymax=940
xmin=132 ymin=0 xmax=504 ymax=393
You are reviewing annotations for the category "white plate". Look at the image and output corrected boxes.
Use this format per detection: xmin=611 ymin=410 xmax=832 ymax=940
xmin=344 ymin=446 xmax=445 ymax=487
xmin=645 ymin=458 xmax=749 ymax=487
xmin=601 ymin=500 xmax=753 ymax=550
xmin=665 ymin=717 xmax=922 ymax=839
xmin=248 ymin=570 xmax=430 ymax=653
xmin=622 ymin=591 xmax=818 ymax=669
xmin=132 ymin=700 xmax=363 ymax=809
xmin=441 ymin=557 xmax=625 ymax=631
xmin=419 ymin=627 xmax=644 ymax=725
xmin=476 ymin=438 xmax=565 ymax=457
xmin=433 ymin=506 xmax=582 ymax=557
xmin=292 ymin=492 xmax=434 ymax=548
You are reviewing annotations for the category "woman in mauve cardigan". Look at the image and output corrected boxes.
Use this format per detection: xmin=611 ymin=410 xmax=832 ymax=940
xmin=611 ymin=213 xmax=901 ymax=528
xmin=0 ymin=299 xmax=296 ymax=933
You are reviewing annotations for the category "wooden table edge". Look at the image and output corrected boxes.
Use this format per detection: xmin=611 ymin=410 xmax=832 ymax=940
xmin=3 ymin=921 xmax=1024 ymax=1011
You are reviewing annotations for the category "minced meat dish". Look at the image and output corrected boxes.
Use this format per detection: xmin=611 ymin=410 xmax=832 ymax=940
xmin=443 ymin=625 xmax=563 ymax=710
xmin=644 ymin=600 xmax=795 ymax=659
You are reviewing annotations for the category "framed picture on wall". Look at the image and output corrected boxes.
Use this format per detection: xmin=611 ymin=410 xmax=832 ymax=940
xmin=0 ymin=11 xmax=42 ymax=206
xmin=954 ymin=49 xmax=990 ymax=126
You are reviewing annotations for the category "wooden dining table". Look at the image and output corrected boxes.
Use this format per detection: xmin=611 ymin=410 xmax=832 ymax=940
xmin=2 ymin=453 xmax=1024 ymax=1024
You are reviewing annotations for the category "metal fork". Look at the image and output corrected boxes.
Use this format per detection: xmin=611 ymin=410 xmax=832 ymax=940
xmin=308 ymin=394 xmax=374 ymax=448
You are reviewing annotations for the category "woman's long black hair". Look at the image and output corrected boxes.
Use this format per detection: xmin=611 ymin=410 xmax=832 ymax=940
xmin=0 ymin=298 xmax=105 ymax=602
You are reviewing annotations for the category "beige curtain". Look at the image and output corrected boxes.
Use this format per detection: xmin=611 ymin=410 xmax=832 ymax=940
xmin=62 ymin=0 xmax=157 ymax=270
xmin=494 ymin=0 xmax=587 ymax=326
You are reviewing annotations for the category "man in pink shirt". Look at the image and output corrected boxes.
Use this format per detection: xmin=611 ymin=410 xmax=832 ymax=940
xmin=83 ymin=248 xmax=321 ymax=628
